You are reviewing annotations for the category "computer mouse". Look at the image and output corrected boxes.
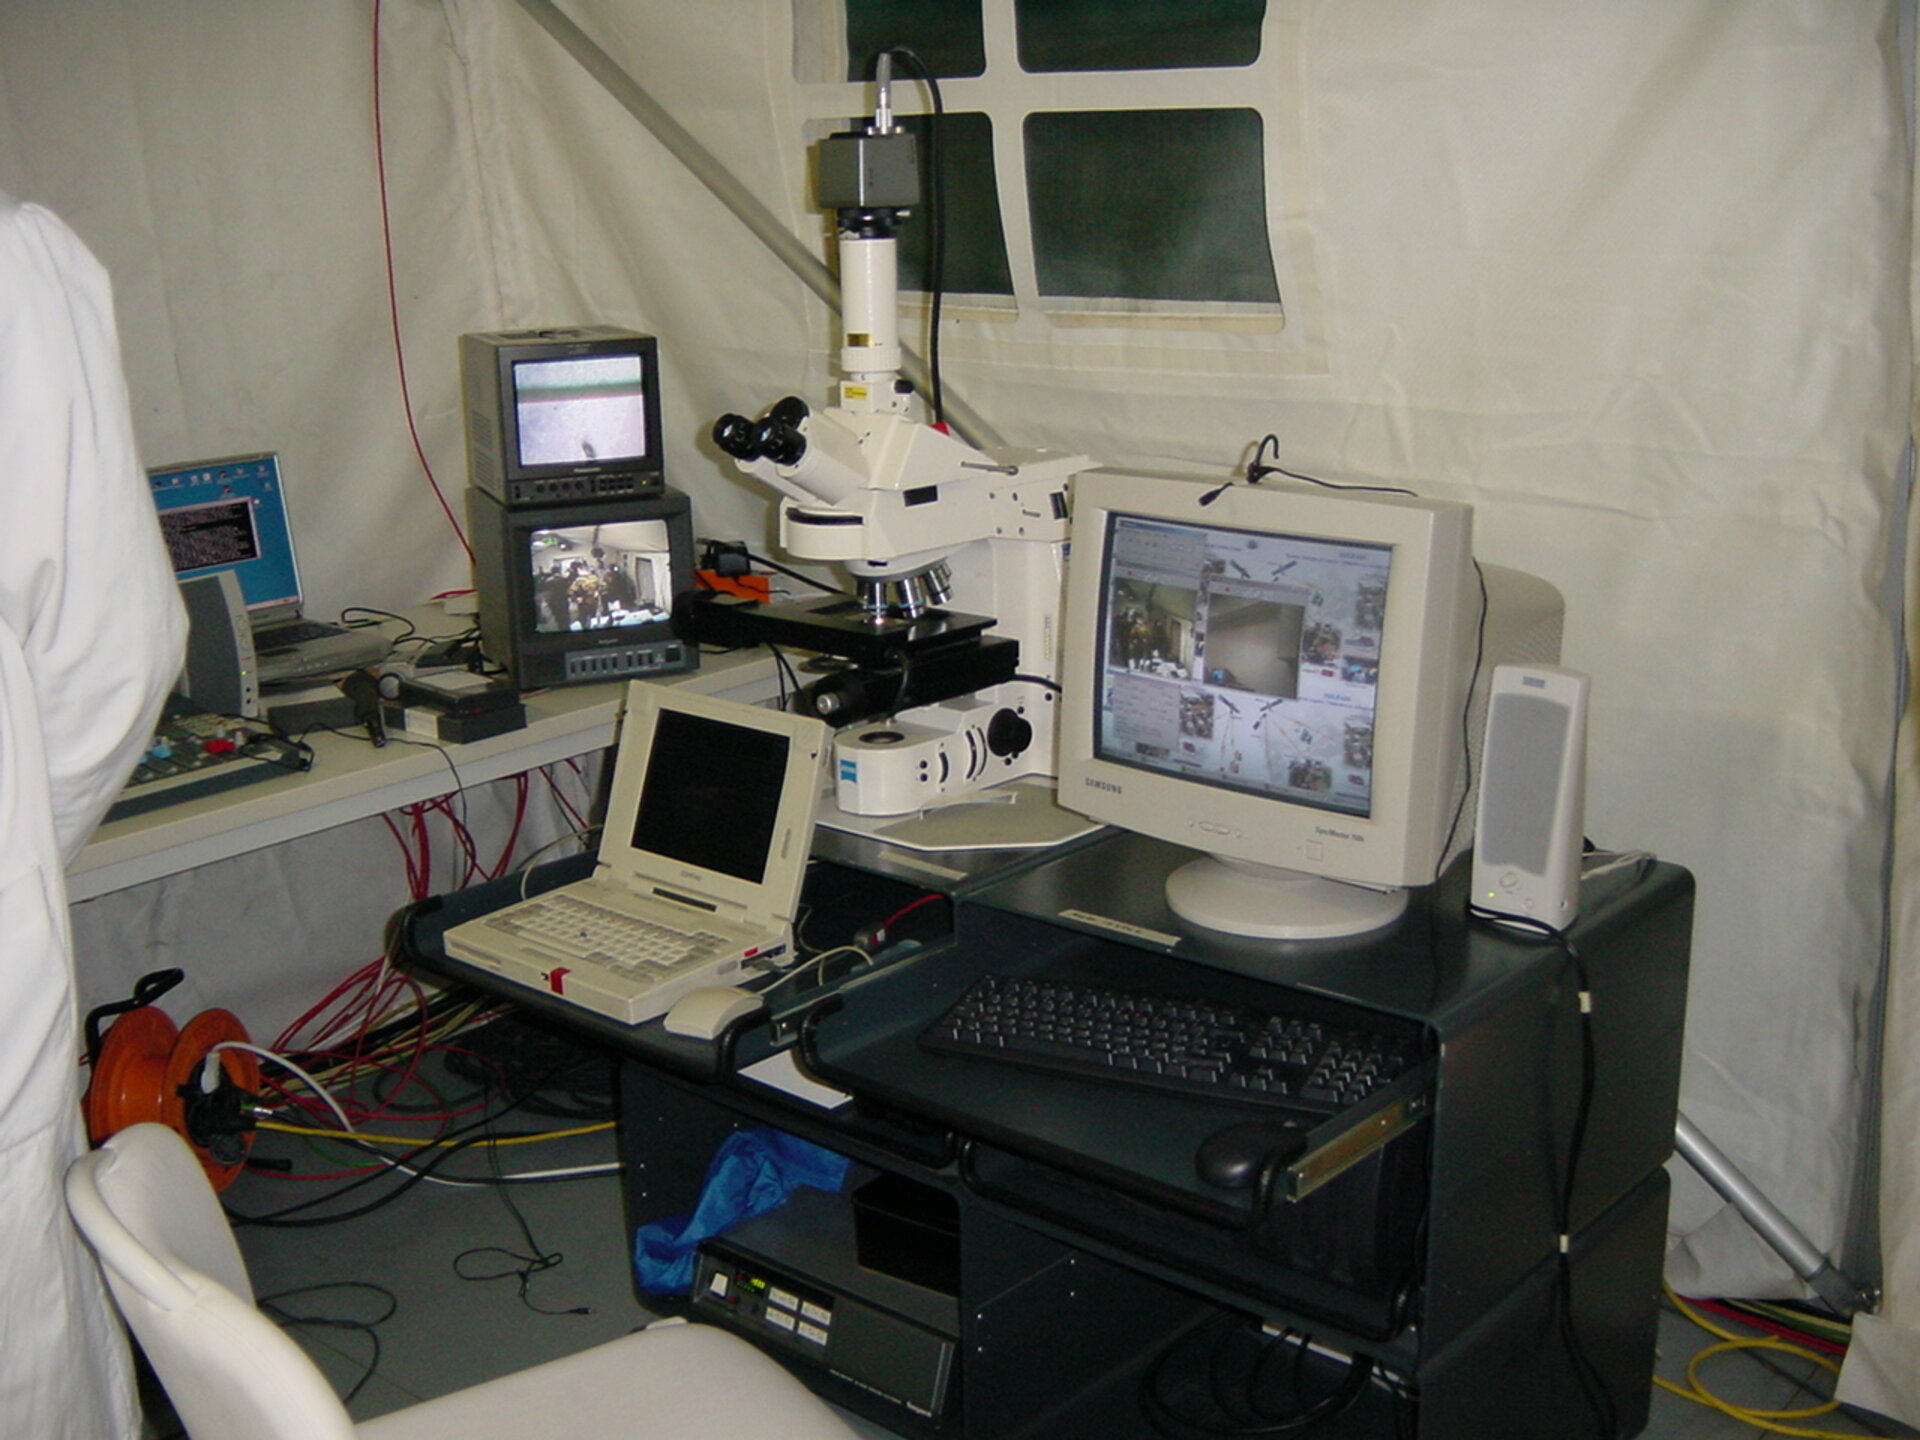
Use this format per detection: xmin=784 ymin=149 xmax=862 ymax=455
xmin=662 ymin=985 xmax=766 ymax=1041
xmin=1194 ymin=1117 xmax=1313 ymax=1190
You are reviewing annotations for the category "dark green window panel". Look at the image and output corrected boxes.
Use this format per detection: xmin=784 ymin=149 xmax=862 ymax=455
xmin=1025 ymin=108 xmax=1280 ymax=305
xmin=893 ymin=112 xmax=1014 ymax=297
xmin=1016 ymin=0 xmax=1265 ymax=72
xmin=844 ymin=1 xmax=986 ymax=80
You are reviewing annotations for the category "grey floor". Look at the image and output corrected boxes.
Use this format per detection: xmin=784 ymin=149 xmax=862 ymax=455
xmin=192 ymin=1027 xmax=1910 ymax=1440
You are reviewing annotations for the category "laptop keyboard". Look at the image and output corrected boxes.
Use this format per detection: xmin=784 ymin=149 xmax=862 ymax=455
xmin=255 ymin=618 xmax=343 ymax=653
xmin=488 ymin=891 xmax=727 ymax=976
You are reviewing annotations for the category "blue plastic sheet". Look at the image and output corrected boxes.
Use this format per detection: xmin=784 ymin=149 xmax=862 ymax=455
xmin=633 ymin=1126 xmax=851 ymax=1295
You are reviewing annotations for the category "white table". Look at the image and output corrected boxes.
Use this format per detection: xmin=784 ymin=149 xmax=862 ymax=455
xmin=68 ymin=650 xmax=781 ymax=903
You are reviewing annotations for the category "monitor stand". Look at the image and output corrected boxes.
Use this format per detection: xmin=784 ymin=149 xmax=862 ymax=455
xmin=1164 ymin=855 xmax=1410 ymax=941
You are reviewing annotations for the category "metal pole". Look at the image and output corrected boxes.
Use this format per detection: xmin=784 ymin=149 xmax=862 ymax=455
xmin=512 ymin=0 xmax=1007 ymax=450
xmin=1674 ymin=1112 xmax=1875 ymax=1315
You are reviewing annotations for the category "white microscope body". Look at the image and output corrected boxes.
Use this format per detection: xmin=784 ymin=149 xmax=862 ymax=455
xmin=711 ymin=68 xmax=1085 ymax=817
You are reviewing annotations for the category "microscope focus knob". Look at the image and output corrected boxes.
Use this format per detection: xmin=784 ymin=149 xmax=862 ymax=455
xmin=986 ymin=708 xmax=1034 ymax=758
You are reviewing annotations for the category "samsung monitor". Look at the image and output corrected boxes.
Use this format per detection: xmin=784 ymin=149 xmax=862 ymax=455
xmin=1059 ymin=468 xmax=1553 ymax=941
xmin=461 ymin=326 xmax=665 ymax=507
xmin=468 ymin=487 xmax=698 ymax=688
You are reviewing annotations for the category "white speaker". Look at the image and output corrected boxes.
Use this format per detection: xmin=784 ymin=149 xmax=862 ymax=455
xmin=1470 ymin=664 xmax=1589 ymax=932
xmin=177 ymin=571 xmax=259 ymax=718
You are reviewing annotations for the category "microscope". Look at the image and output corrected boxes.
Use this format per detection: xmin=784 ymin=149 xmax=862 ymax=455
xmin=693 ymin=59 xmax=1088 ymax=818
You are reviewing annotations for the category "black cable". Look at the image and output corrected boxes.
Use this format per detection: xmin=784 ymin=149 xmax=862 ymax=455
xmin=226 ymin=1058 xmax=598 ymax=1228
xmin=737 ymin=546 xmax=849 ymax=597
xmin=1460 ymin=908 xmax=1618 ymax=1439
xmin=1201 ymin=434 xmax=1419 ymax=506
xmin=257 ymin=1282 xmax=397 ymax=1405
xmin=451 ymin=1109 xmax=593 ymax=1317
xmin=766 ymin=643 xmax=803 ymax=709
xmin=1438 ymin=560 xmax=1491 ymax=861
xmin=884 ymin=47 xmax=946 ymax=427
xmin=440 ymin=1014 xmax=614 ymax=1122
xmin=304 ymin=720 xmax=466 ymax=796
xmin=889 ymin=644 xmax=915 ymax=716
xmin=1247 ymin=433 xmax=1418 ymax=497
xmin=1007 ymin=672 xmax=1063 ymax=694
xmin=337 ymin=606 xmax=420 ymax=644
xmin=1141 ymin=1311 xmax=1376 ymax=1438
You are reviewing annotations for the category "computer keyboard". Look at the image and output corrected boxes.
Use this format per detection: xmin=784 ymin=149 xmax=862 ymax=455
xmin=447 ymin=889 xmax=759 ymax=1026
xmin=919 ymin=973 xmax=1419 ymax=1116
xmin=490 ymin=891 xmax=727 ymax=976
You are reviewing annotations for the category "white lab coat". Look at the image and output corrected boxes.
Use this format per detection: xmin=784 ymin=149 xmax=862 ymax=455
xmin=0 ymin=194 xmax=185 ymax=1438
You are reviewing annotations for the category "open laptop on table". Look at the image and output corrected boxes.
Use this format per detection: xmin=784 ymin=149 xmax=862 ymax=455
xmin=147 ymin=453 xmax=387 ymax=686
xmin=444 ymin=682 xmax=830 ymax=1025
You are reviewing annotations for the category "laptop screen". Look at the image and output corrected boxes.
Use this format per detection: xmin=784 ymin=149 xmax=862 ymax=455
xmin=630 ymin=709 xmax=791 ymax=884
xmin=147 ymin=454 xmax=302 ymax=617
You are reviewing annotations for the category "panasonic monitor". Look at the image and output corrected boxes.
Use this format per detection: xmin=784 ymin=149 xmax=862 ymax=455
xmin=1058 ymin=468 xmax=1488 ymax=941
xmin=467 ymin=487 xmax=698 ymax=689
xmin=461 ymin=326 xmax=665 ymax=507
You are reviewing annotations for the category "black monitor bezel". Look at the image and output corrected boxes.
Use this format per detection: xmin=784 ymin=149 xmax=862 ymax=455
xmin=475 ymin=328 xmax=666 ymax=489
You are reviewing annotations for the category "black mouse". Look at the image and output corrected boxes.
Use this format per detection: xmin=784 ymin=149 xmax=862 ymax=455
xmin=1194 ymin=1117 xmax=1313 ymax=1190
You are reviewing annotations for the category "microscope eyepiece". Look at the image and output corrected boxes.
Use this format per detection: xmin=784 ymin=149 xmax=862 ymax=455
xmin=711 ymin=413 xmax=762 ymax=460
xmin=753 ymin=416 xmax=808 ymax=468
xmin=768 ymin=395 xmax=811 ymax=428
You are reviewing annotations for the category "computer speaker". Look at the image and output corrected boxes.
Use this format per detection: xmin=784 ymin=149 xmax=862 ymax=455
xmin=1470 ymin=663 xmax=1589 ymax=932
xmin=177 ymin=571 xmax=259 ymax=718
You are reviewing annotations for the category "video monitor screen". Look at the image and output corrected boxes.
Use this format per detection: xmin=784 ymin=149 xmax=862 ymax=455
xmin=512 ymin=354 xmax=649 ymax=467
xmin=1096 ymin=513 xmax=1392 ymax=819
xmin=528 ymin=518 xmax=676 ymax=634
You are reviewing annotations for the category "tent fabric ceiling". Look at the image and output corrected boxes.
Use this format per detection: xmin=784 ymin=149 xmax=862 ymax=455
xmin=0 ymin=0 xmax=1913 ymax=1427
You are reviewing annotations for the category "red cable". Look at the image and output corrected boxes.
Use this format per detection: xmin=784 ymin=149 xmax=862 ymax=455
xmin=882 ymin=893 xmax=945 ymax=929
xmin=540 ymin=762 xmax=591 ymax=834
xmin=487 ymin=774 xmax=532 ymax=879
xmin=1690 ymin=1298 xmax=1847 ymax=1357
xmin=370 ymin=0 xmax=472 ymax=562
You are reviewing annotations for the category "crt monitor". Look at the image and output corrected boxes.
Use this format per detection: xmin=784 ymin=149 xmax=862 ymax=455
xmin=1058 ymin=467 xmax=1484 ymax=941
xmin=462 ymin=326 xmax=665 ymax=507
xmin=468 ymin=487 xmax=698 ymax=689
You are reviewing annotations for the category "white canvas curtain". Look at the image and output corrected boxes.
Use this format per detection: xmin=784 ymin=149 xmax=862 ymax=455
xmin=0 ymin=0 xmax=1913 ymax=1426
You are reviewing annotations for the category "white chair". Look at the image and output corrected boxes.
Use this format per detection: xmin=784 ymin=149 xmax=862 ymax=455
xmin=66 ymin=1122 xmax=864 ymax=1440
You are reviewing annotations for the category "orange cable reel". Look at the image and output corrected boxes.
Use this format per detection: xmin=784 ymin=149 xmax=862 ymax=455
xmin=85 ymin=971 xmax=263 ymax=1191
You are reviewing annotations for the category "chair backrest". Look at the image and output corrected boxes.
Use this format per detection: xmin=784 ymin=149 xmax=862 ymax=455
xmin=66 ymin=1123 xmax=359 ymax=1440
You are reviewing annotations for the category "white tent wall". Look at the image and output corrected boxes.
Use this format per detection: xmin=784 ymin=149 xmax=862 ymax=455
xmin=0 ymin=2 xmax=605 ymax=1044
xmin=0 ymin=0 xmax=1913 ymax=1424
xmin=1845 ymin=16 xmax=1920 ymax=1411
xmin=0 ymin=3 xmax=479 ymax=617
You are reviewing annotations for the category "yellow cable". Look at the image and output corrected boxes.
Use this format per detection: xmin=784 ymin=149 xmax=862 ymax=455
xmin=258 ymin=1119 xmax=613 ymax=1148
xmin=1658 ymin=1287 xmax=1872 ymax=1439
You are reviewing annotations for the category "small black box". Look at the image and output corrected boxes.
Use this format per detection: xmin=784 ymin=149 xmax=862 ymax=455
xmin=852 ymin=1173 xmax=959 ymax=1296
xmin=393 ymin=670 xmax=520 ymax=717
xmin=382 ymin=702 xmax=527 ymax=745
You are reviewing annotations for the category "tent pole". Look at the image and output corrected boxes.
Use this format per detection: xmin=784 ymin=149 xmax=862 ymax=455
xmin=513 ymin=0 xmax=1007 ymax=450
xmin=1674 ymin=1113 xmax=1876 ymax=1315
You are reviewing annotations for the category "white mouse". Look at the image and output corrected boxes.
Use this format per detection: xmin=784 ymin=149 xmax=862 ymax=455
xmin=662 ymin=985 xmax=766 ymax=1040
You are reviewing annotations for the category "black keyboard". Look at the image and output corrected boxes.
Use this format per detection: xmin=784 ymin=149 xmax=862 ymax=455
xmin=920 ymin=974 xmax=1419 ymax=1115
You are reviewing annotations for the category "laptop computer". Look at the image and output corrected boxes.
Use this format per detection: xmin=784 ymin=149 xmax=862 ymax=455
xmin=146 ymin=453 xmax=388 ymax=686
xmin=443 ymin=681 xmax=830 ymax=1025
